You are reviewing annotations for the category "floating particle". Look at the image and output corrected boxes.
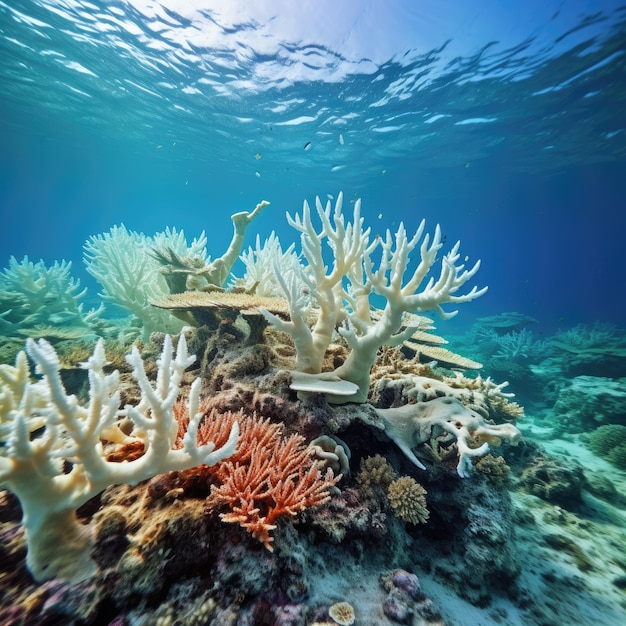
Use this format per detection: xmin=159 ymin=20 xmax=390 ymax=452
xmin=255 ymin=171 xmax=261 ymax=177
xmin=339 ymin=133 xmax=344 ymax=145
xmin=255 ymin=153 xmax=262 ymax=160
xmin=381 ymin=169 xmax=386 ymax=174
xmin=464 ymin=255 xmax=469 ymax=262
xmin=327 ymin=194 xmax=334 ymax=200
xmin=304 ymin=141 xmax=312 ymax=150
xmin=156 ymin=145 xmax=162 ymax=149
xmin=378 ymin=213 xmax=383 ymax=219
xmin=331 ymin=165 xmax=344 ymax=172
xmin=185 ymin=180 xmax=189 ymax=186
xmin=172 ymin=142 xmax=176 ymax=146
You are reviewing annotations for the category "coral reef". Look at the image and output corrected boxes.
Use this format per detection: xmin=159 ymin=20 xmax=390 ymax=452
xmin=4 ymin=192 xmax=624 ymax=625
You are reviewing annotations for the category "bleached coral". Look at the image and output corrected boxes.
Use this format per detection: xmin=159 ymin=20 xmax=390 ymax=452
xmin=230 ymin=231 xmax=299 ymax=297
xmin=0 ymin=255 xmax=101 ymax=336
xmin=0 ymin=334 xmax=238 ymax=582
xmin=84 ymin=201 xmax=269 ymax=340
xmin=263 ymin=192 xmax=486 ymax=402
xmin=84 ymin=224 xmax=184 ymax=339
xmin=373 ymin=370 xmax=523 ymax=422
xmin=376 ymin=396 xmax=520 ymax=478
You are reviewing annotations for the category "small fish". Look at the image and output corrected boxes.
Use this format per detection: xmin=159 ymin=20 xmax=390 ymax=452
xmin=339 ymin=133 xmax=344 ymax=145
xmin=304 ymin=141 xmax=312 ymax=151
xmin=255 ymin=171 xmax=261 ymax=178
xmin=255 ymin=153 xmax=262 ymax=160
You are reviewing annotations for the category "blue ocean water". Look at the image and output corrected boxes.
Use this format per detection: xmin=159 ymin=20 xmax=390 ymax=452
xmin=1 ymin=0 xmax=625 ymax=333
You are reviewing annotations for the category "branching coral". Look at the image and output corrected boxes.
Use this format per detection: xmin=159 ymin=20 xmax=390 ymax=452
xmin=0 ymin=255 xmax=102 ymax=338
xmin=387 ymin=476 xmax=429 ymax=524
xmin=262 ymin=192 xmax=486 ymax=403
xmin=552 ymin=321 xmax=620 ymax=351
xmin=0 ymin=334 xmax=238 ymax=582
xmin=83 ymin=201 xmax=268 ymax=340
xmin=84 ymin=224 xmax=183 ymax=339
xmin=203 ymin=414 xmax=339 ymax=550
xmin=150 ymin=201 xmax=270 ymax=293
xmin=230 ymin=231 xmax=299 ymax=297
xmin=492 ymin=328 xmax=547 ymax=362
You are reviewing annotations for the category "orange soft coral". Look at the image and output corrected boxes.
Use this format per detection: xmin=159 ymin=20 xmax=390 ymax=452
xmin=203 ymin=414 xmax=339 ymax=551
xmin=171 ymin=400 xmax=339 ymax=549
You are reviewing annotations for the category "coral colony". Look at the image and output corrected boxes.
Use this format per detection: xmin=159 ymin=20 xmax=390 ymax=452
xmin=0 ymin=193 xmax=528 ymax=623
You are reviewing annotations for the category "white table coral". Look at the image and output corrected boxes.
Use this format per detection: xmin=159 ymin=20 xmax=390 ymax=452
xmin=0 ymin=334 xmax=238 ymax=582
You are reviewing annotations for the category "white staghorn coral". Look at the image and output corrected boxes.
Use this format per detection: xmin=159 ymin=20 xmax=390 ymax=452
xmin=0 ymin=334 xmax=238 ymax=582
xmin=230 ymin=231 xmax=299 ymax=297
xmin=262 ymin=192 xmax=374 ymax=375
xmin=263 ymin=192 xmax=487 ymax=402
xmin=83 ymin=224 xmax=187 ymax=339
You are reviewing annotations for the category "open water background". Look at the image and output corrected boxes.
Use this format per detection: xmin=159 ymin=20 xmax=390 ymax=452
xmin=1 ymin=0 xmax=625 ymax=333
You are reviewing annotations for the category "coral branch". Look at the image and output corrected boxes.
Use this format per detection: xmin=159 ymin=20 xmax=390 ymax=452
xmin=207 ymin=416 xmax=338 ymax=550
xmin=0 ymin=334 xmax=238 ymax=582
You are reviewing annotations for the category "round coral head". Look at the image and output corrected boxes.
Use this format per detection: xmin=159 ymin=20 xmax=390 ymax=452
xmin=328 ymin=601 xmax=356 ymax=626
